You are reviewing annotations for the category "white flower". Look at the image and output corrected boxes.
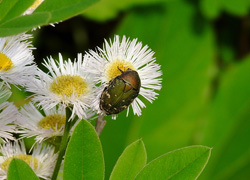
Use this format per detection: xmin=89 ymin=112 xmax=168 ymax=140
xmin=0 ymin=141 xmax=57 ymax=180
xmin=17 ymin=102 xmax=66 ymax=143
xmin=0 ymin=102 xmax=18 ymax=141
xmin=23 ymin=0 xmax=44 ymax=15
xmin=85 ymin=35 xmax=162 ymax=118
xmin=0 ymin=33 xmax=37 ymax=87
xmin=0 ymin=82 xmax=11 ymax=104
xmin=26 ymin=53 xmax=97 ymax=120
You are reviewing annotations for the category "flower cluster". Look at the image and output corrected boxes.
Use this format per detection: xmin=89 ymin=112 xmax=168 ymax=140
xmin=0 ymin=1 xmax=162 ymax=178
xmin=0 ymin=33 xmax=162 ymax=178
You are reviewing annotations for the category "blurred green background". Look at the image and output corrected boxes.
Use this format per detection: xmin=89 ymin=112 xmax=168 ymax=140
xmin=27 ymin=0 xmax=250 ymax=179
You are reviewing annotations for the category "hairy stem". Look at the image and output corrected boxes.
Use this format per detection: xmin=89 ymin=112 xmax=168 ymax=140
xmin=95 ymin=114 xmax=106 ymax=136
xmin=51 ymin=107 xmax=72 ymax=180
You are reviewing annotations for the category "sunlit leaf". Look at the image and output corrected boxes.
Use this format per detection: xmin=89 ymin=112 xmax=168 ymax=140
xmin=7 ymin=158 xmax=39 ymax=180
xmin=0 ymin=0 xmax=35 ymax=23
xmin=63 ymin=119 xmax=104 ymax=180
xmin=34 ymin=0 xmax=99 ymax=23
xmin=109 ymin=139 xmax=147 ymax=180
xmin=0 ymin=12 xmax=50 ymax=37
xmin=0 ymin=0 xmax=99 ymax=36
xmin=135 ymin=145 xmax=212 ymax=180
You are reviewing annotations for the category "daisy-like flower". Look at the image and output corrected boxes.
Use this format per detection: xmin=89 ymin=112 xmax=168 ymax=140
xmin=0 ymin=33 xmax=37 ymax=87
xmin=0 ymin=141 xmax=57 ymax=180
xmin=23 ymin=0 xmax=44 ymax=15
xmin=86 ymin=35 xmax=162 ymax=118
xmin=26 ymin=53 xmax=96 ymax=120
xmin=17 ymin=102 xmax=66 ymax=143
xmin=0 ymin=102 xmax=18 ymax=141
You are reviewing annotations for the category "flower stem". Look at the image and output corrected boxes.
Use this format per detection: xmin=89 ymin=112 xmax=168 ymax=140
xmin=51 ymin=107 xmax=72 ymax=180
xmin=95 ymin=114 xmax=106 ymax=136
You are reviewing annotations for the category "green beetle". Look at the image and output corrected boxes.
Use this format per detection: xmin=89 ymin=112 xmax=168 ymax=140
xmin=100 ymin=68 xmax=141 ymax=115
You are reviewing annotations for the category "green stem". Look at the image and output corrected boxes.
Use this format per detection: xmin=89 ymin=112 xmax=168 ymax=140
xmin=51 ymin=107 xmax=72 ymax=180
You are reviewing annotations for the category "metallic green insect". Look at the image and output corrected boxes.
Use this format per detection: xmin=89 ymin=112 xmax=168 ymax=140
xmin=100 ymin=68 xmax=141 ymax=115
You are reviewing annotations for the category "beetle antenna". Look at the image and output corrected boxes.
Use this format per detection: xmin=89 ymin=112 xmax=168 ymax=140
xmin=117 ymin=66 xmax=124 ymax=73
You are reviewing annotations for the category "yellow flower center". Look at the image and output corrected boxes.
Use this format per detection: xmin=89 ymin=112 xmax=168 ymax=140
xmin=1 ymin=154 xmax=39 ymax=171
xmin=0 ymin=53 xmax=13 ymax=71
xmin=38 ymin=114 xmax=66 ymax=131
xmin=29 ymin=0 xmax=43 ymax=10
xmin=106 ymin=59 xmax=135 ymax=81
xmin=50 ymin=75 xmax=88 ymax=98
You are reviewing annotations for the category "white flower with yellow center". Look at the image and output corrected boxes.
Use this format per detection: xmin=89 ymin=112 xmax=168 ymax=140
xmin=0 ymin=141 xmax=57 ymax=180
xmin=86 ymin=35 xmax=162 ymax=118
xmin=0 ymin=102 xmax=18 ymax=141
xmin=26 ymin=53 xmax=96 ymax=120
xmin=0 ymin=33 xmax=37 ymax=87
xmin=17 ymin=102 xmax=66 ymax=143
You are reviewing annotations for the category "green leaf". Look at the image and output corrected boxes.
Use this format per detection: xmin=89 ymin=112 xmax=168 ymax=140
xmin=0 ymin=12 xmax=50 ymax=37
xmin=0 ymin=0 xmax=99 ymax=37
xmin=34 ymin=0 xmax=99 ymax=23
xmin=0 ymin=0 xmax=18 ymax=21
xmin=0 ymin=82 xmax=11 ymax=103
xmin=135 ymin=145 xmax=212 ymax=180
xmin=7 ymin=158 xmax=39 ymax=180
xmin=63 ymin=119 xmax=104 ymax=180
xmin=200 ymin=57 xmax=250 ymax=180
xmin=109 ymin=139 xmax=147 ymax=180
xmin=0 ymin=0 xmax=36 ymax=23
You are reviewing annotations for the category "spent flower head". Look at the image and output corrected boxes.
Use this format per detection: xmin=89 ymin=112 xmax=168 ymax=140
xmin=26 ymin=53 xmax=97 ymax=120
xmin=0 ymin=141 xmax=57 ymax=180
xmin=86 ymin=35 xmax=162 ymax=118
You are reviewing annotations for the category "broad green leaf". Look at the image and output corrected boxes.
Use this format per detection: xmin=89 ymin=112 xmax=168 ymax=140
xmin=200 ymin=56 xmax=250 ymax=180
xmin=34 ymin=0 xmax=99 ymax=23
xmin=0 ymin=82 xmax=11 ymax=104
xmin=109 ymin=139 xmax=147 ymax=180
xmin=0 ymin=0 xmax=99 ymax=36
xmin=135 ymin=145 xmax=212 ymax=180
xmin=7 ymin=158 xmax=39 ymax=180
xmin=0 ymin=12 xmax=50 ymax=37
xmin=0 ymin=0 xmax=18 ymax=21
xmin=63 ymin=119 xmax=104 ymax=180
xmin=0 ymin=0 xmax=36 ymax=23
xmin=101 ymin=1 xmax=215 ymax=178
